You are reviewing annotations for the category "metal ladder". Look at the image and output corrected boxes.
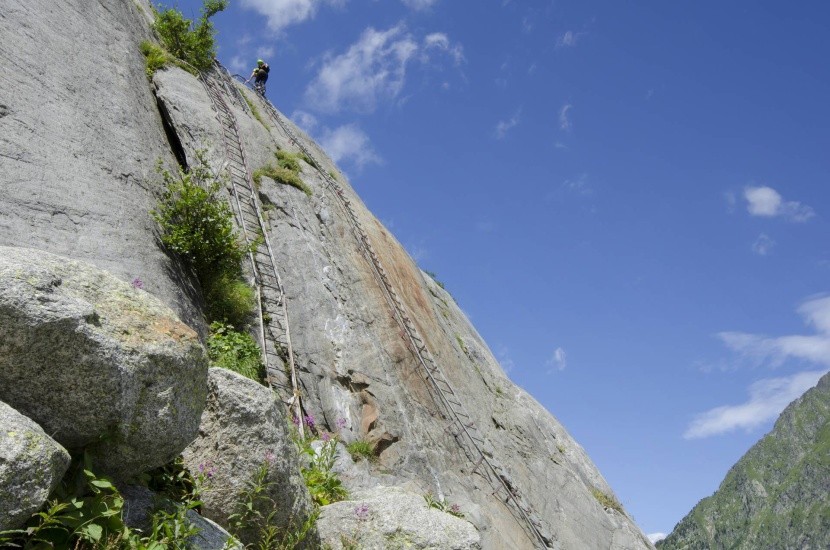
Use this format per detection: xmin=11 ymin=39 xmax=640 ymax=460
xmin=226 ymin=74 xmax=552 ymax=548
xmin=199 ymin=66 xmax=305 ymax=437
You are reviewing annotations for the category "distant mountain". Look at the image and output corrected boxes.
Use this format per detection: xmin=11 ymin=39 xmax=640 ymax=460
xmin=658 ymin=371 xmax=830 ymax=549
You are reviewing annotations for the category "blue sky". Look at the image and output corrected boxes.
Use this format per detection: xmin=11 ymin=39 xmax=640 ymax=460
xmin=169 ymin=0 xmax=830 ymax=540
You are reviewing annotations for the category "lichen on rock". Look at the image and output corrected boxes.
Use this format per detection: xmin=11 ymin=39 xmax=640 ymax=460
xmin=0 ymin=246 xmax=208 ymax=480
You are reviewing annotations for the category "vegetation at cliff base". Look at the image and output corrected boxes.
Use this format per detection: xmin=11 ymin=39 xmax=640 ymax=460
xmin=152 ymin=151 xmax=254 ymax=327
xmin=207 ymin=321 xmax=265 ymax=383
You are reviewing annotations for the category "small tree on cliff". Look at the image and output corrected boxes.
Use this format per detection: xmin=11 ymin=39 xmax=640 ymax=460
xmin=152 ymin=0 xmax=228 ymax=70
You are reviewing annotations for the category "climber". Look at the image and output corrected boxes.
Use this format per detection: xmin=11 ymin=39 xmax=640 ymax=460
xmin=248 ymin=59 xmax=270 ymax=95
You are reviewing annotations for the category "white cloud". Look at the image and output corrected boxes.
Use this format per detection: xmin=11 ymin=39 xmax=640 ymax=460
xmin=687 ymin=295 xmax=830 ymax=438
xmin=556 ymin=30 xmax=582 ymax=49
xmin=751 ymin=233 xmax=775 ymax=256
xmin=229 ymin=55 xmax=246 ymax=73
xmin=256 ymin=45 xmax=275 ymax=58
xmin=559 ymin=103 xmax=573 ymax=131
xmin=648 ymin=533 xmax=667 ymax=544
xmin=424 ymin=33 xmax=465 ymax=65
xmin=290 ymin=110 xmax=318 ymax=132
xmin=319 ymin=123 xmax=382 ymax=169
xmin=305 ymin=24 xmax=418 ymax=113
xmin=240 ymin=0 xmax=345 ymax=33
xmin=718 ymin=295 xmax=830 ymax=369
xmin=401 ymin=0 xmax=439 ymax=11
xmin=494 ymin=109 xmax=521 ymax=139
xmin=683 ymin=369 xmax=827 ymax=439
xmin=563 ymin=173 xmax=592 ymax=196
xmin=304 ymin=24 xmax=461 ymax=113
xmin=547 ymin=347 xmax=567 ymax=372
xmin=497 ymin=345 xmax=515 ymax=373
xmin=744 ymin=186 xmax=815 ymax=222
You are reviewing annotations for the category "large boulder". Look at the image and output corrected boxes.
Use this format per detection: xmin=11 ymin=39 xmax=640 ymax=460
xmin=316 ymin=486 xmax=481 ymax=550
xmin=0 ymin=247 xmax=208 ymax=479
xmin=183 ymin=368 xmax=315 ymax=545
xmin=0 ymin=400 xmax=71 ymax=529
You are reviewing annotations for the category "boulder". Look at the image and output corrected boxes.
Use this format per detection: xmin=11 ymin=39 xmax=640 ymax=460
xmin=182 ymin=368 xmax=315 ymax=545
xmin=0 ymin=247 xmax=208 ymax=480
xmin=0 ymin=400 xmax=71 ymax=529
xmin=317 ymin=486 xmax=481 ymax=550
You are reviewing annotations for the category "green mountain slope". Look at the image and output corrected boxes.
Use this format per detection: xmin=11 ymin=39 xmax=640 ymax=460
xmin=659 ymin=371 xmax=830 ymax=550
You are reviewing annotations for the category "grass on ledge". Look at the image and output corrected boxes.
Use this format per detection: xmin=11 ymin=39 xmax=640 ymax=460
xmin=591 ymin=487 xmax=623 ymax=513
xmin=252 ymin=165 xmax=312 ymax=196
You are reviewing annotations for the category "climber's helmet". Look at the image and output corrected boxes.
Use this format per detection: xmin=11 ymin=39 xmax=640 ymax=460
xmin=257 ymin=59 xmax=264 ymax=67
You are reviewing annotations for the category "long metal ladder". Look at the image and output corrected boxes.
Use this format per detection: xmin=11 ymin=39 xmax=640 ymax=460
xmin=198 ymin=66 xmax=304 ymax=437
xmin=226 ymin=73 xmax=552 ymax=548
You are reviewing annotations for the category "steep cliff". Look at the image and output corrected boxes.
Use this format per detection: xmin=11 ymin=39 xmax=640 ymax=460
xmin=658 ymin=372 xmax=830 ymax=550
xmin=0 ymin=1 xmax=653 ymax=548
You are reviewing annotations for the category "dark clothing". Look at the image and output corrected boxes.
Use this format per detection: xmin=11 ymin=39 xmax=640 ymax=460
xmin=254 ymin=63 xmax=270 ymax=83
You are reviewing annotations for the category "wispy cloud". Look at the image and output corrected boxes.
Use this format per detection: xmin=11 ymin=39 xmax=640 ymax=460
xmin=305 ymin=24 xmax=462 ymax=113
xmin=290 ymin=110 xmax=319 ymax=133
xmin=497 ymin=345 xmax=515 ymax=373
xmin=401 ymin=0 xmax=439 ymax=11
xmin=751 ymin=233 xmax=775 ymax=256
xmin=240 ymin=0 xmax=345 ymax=33
xmin=305 ymin=24 xmax=417 ymax=113
xmin=546 ymin=347 xmax=567 ymax=372
xmin=686 ymin=295 xmax=830 ymax=438
xmin=559 ymin=103 xmax=573 ymax=131
xmin=494 ymin=108 xmax=522 ymax=139
xmin=648 ymin=533 xmax=667 ymax=544
xmin=718 ymin=295 xmax=830 ymax=369
xmin=319 ymin=123 xmax=382 ymax=169
xmin=683 ymin=369 xmax=826 ymax=439
xmin=744 ymin=186 xmax=815 ymax=222
xmin=562 ymin=173 xmax=592 ymax=196
xmin=556 ymin=30 xmax=582 ymax=49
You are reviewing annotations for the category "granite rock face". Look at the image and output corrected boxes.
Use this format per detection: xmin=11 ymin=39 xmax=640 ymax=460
xmin=0 ymin=0 xmax=203 ymax=330
xmin=182 ymin=368 xmax=315 ymax=545
xmin=317 ymin=486 xmax=481 ymax=550
xmin=658 ymin=372 xmax=830 ymax=550
xmin=153 ymin=69 xmax=653 ymax=548
xmin=0 ymin=247 xmax=208 ymax=479
xmin=0 ymin=1 xmax=654 ymax=547
xmin=0 ymin=400 xmax=71 ymax=530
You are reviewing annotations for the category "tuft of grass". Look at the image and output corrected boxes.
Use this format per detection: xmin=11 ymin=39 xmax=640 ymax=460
xmin=346 ymin=440 xmax=376 ymax=462
xmin=241 ymin=89 xmax=267 ymax=128
xmin=140 ymin=40 xmax=172 ymax=77
xmin=424 ymin=270 xmax=446 ymax=290
xmin=276 ymin=150 xmax=303 ymax=172
xmin=591 ymin=487 xmax=623 ymax=513
xmin=253 ymin=165 xmax=312 ymax=196
xmin=207 ymin=322 xmax=265 ymax=383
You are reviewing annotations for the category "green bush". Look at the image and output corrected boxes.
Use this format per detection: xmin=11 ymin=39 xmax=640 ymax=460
xmin=252 ymin=165 xmax=313 ymax=197
xmin=0 ymin=454 xmax=203 ymax=549
xmin=207 ymin=322 xmax=265 ymax=383
xmin=296 ymin=438 xmax=347 ymax=506
xmin=346 ymin=440 xmax=376 ymax=462
xmin=227 ymin=461 xmax=319 ymax=548
xmin=152 ymin=0 xmax=228 ymax=71
xmin=152 ymin=151 xmax=253 ymax=326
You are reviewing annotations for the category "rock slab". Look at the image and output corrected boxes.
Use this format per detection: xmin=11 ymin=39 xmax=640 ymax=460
xmin=183 ymin=368 xmax=315 ymax=545
xmin=0 ymin=400 xmax=71 ymax=530
xmin=0 ymin=246 xmax=208 ymax=480
xmin=317 ymin=486 xmax=481 ymax=550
